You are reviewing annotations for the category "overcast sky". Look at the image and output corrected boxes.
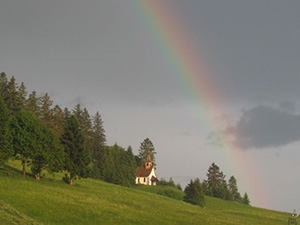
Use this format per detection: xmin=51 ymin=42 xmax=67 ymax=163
xmin=1 ymin=0 xmax=300 ymax=212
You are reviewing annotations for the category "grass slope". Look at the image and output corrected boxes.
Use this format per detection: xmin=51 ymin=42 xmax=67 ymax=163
xmin=0 ymin=161 xmax=289 ymax=225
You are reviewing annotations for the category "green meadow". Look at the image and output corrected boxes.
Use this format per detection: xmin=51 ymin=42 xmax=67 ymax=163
xmin=0 ymin=161 xmax=289 ymax=225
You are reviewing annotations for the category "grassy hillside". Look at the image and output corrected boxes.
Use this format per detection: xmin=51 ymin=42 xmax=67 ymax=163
xmin=0 ymin=161 xmax=290 ymax=225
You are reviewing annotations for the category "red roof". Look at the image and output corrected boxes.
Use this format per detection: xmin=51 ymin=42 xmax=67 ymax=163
xmin=136 ymin=166 xmax=154 ymax=177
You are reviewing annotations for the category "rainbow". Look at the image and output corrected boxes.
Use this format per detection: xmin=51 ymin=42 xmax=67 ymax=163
xmin=132 ymin=0 xmax=268 ymax=208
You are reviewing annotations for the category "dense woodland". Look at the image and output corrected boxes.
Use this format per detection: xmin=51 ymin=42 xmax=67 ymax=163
xmin=0 ymin=73 xmax=249 ymax=207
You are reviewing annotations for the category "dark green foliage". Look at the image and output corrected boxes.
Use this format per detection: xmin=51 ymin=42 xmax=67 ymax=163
xmin=91 ymin=111 xmax=106 ymax=156
xmin=4 ymin=76 xmax=20 ymax=112
xmin=51 ymin=105 xmax=65 ymax=137
xmin=30 ymin=122 xmax=63 ymax=180
xmin=157 ymin=188 xmax=184 ymax=200
xmin=0 ymin=98 xmax=13 ymax=165
xmin=0 ymin=72 xmax=8 ymax=98
xmin=61 ymin=115 xmax=90 ymax=184
xmin=97 ymin=146 xmax=115 ymax=181
xmin=11 ymin=111 xmax=38 ymax=176
xmin=228 ymin=176 xmax=242 ymax=202
xmin=87 ymin=111 xmax=106 ymax=178
xmin=138 ymin=138 xmax=156 ymax=166
xmin=176 ymin=183 xmax=182 ymax=191
xmin=72 ymin=105 xmax=93 ymax=163
xmin=205 ymin=162 xmax=227 ymax=199
xmin=97 ymin=144 xmax=136 ymax=186
xmin=134 ymin=155 xmax=143 ymax=167
xmin=184 ymin=178 xmax=205 ymax=207
xmin=159 ymin=177 xmax=176 ymax=188
xmin=11 ymin=111 xmax=63 ymax=178
xmin=242 ymin=192 xmax=250 ymax=205
xmin=25 ymin=91 xmax=40 ymax=116
xmin=17 ymin=82 xmax=27 ymax=109
xmin=39 ymin=93 xmax=53 ymax=127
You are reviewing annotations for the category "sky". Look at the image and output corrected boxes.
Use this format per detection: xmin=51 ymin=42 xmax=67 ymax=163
xmin=1 ymin=0 xmax=300 ymax=212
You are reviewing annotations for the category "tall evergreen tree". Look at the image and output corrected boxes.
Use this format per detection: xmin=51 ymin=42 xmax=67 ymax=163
xmin=184 ymin=178 xmax=206 ymax=207
xmin=97 ymin=146 xmax=115 ymax=181
xmin=138 ymin=138 xmax=156 ymax=166
xmin=25 ymin=91 xmax=40 ymax=116
xmin=0 ymin=72 xmax=8 ymax=98
xmin=51 ymin=105 xmax=65 ymax=137
xmin=89 ymin=111 xmax=106 ymax=178
xmin=63 ymin=107 xmax=71 ymax=121
xmin=4 ymin=76 xmax=20 ymax=112
xmin=91 ymin=111 xmax=106 ymax=158
xmin=205 ymin=162 xmax=227 ymax=198
xmin=39 ymin=93 xmax=53 ymax=127
xmin=228 ymin=176 xmax=242 ymax=202
xmin=61 ymin=115 xmax=90 ymax=184
xmin=30 ymin=117 xmax=63 ymax=180
xmin=242 ymin=192 xmax=250 ymax=205
xmin=0 ymin=98 xmax=12 ymax=165
xmin=17 ymin=82 xmax=27 ymax=109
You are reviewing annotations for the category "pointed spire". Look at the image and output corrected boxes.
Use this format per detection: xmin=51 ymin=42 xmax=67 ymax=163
xmin=146 ymin=149 xmax=151 ymax=162
xmin=145 ymin=149 xmax=152 ymax=169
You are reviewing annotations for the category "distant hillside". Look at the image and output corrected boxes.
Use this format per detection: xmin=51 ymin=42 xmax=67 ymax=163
xmin=0 ymin=162 xmax=289 ymax=225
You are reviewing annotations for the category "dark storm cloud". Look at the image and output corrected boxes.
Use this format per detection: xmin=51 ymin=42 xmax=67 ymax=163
xmin=226 ymin=105 xmax=300 ymax=149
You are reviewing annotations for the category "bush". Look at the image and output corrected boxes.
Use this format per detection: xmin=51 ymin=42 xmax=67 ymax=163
xmin=157 ymin=188 xmax=184 ymax=201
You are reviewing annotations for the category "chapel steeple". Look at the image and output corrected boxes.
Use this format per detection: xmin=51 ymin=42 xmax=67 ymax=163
xmin=145 ymin=149 xmax=152 ymax=169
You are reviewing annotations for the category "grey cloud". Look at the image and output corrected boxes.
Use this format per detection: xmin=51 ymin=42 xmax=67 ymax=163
xmin=226 ymin=105 xmax=300 ymax=149
xmin=279 ymin=100 xmax=297 ymax=113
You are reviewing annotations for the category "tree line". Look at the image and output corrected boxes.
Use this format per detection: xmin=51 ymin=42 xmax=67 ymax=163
xmin=183 ymin=162 xmax=250 ymax=207
xmin=0 ymin=73 xmax=250 ymax=207
xmin=0 ymin=73 xmax=148 ymax=186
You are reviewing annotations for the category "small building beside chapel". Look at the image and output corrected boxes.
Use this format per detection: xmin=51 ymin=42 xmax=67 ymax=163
xmin=135 ymin=151 xmax=158 ymax=186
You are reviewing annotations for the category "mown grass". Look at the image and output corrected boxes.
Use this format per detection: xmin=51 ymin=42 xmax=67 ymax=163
xmin=0 ymin=160 xmax=290 ymax=225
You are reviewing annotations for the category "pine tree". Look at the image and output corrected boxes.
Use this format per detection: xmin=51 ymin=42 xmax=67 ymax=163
xmin=228 ymin=176 xmax=242 ymax=202
xmin=40 ymin=93 xmax=53 ymax=127
xmin=0 ymin=72 xmax=8 ymax=98
xmin=184 ymin=178 xmax=205 ymax=207
xmin=30 ymin=116 xmax=64 ymax=180
xmin=4 ymin=76 xmax=20 ymax=112
xmin=0 ymin=98 xmax=12 ymax=165
xmin=63 ymin=107 xmax=71 ymax=121
xmin=61 ymin=115 xmax=90 ymax=184
xmin=92 ymin=112 xmax=106 ymax=146
xmin=138 ymin=138 xmax=156 ymax=166
xmin=242 ymin=192 xmax=250 ymax=205
xmin=97 ymin=146 xmax=115 ymax=181
xmin=51 ymin=105 xmax=65 ymax=137
xmin=17 ymin=82 xmax=27 ymax=109
xmin=205 ymin=162 xmax=226 ymax=198
xmin=25 ymin=91 xmax=40 ymax=116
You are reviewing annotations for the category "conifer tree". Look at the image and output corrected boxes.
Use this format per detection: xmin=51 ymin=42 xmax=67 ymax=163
xmin=51 ymin=105 xmax=65 ymax=137
xmin=61 ymin=115 xmax=90 ymax=184
xmin=40 ymin=93 xmax=53 ymax=127
xmin=0 ymin=98 xmax=12 ymax=165
xmin=184 ymin=178 xmax=206 ymax=207
xmin=138 ymin=138 xmax=156 ymax=166
xmin=63 ymin=107 xmax=71 ymax=121
xmin=25 ymin=91 xmax=40 ymax=116
xmin=0 ymin=72 xmax=8 ymax=98
xmin=4 ymin=76 xmax=20 ymax=112
xmin=17 ymin=82 xmax=27 ymax=109
xmin=228 ymin=176 xmax=242 ymax=202
xmin=242 ymin=192 xmax=250 ymax=205
xmin=30 ymin=117 xmax=63 ymax=180
xmin=97 ymin=146 xmax=115 ymax=181
xmin=205 ymin=162 xmax=226 ymax=198
xmin=91 ymin=111 xmax=106 ymax=158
